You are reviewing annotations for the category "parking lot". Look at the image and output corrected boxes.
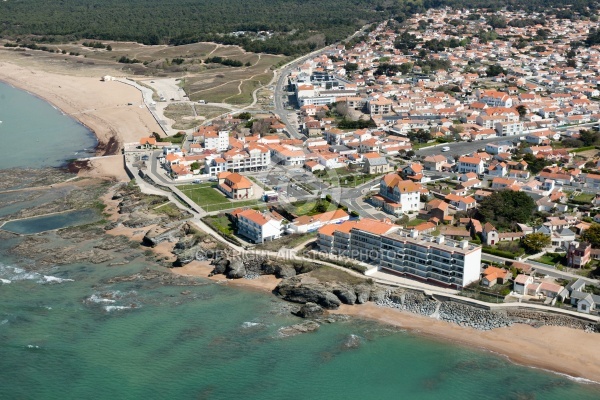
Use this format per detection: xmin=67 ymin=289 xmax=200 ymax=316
xmin=253 ymin=167 xmax=313 ymax=199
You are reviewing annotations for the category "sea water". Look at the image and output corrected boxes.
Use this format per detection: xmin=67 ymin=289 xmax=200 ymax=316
xmin=0 ymin=81 xmax=97 ymax=169
xmin=1 ymin=82 xmax=599 ymax=400
xmin=1 ymin=255 xmax=600 ymax=400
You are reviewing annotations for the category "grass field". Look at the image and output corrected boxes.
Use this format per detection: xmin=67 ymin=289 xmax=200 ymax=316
xmin=177 ymin=183 xmax=259 ymax=212
xmin=204 ymin=214 xmax=235 ymax=236
xmin=533 ymin=252 xmax=567 ymax=267
xmin=291 ymin=199 xmax=338 ymax=216
xmin=163 ymin=103 xmax=201 ymax=130
xmin=573 ymin=192 xmax=595 ymax=203
xmin=194 ymin=105 xmax=230 ymax=119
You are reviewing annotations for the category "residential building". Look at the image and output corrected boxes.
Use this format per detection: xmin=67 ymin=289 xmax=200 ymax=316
xmin=235 ymin=209 xmax=283 ymax=244
xmin=317 ymin=219 xmax=482 ymax=288
xmin=287 ymin=209 xmax=350 ymax=234
xmin=371 ymin=173 xmax=424 ymax=216
xmin=218 ymin=172 xmax=254 ymax=199
xmin=457 ymin=156 xmax=485 ymax=174
xmin=566 ymin=241 xmax=592 ymax=268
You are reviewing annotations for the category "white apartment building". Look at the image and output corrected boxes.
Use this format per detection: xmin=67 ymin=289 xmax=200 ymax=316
xmin=317 ymin=219 xmax=482 ymax=288
xmin=457 ymin=156 xmax=485 ymax=174
xmin=236 ymin=209 xmax=283 ymax=244
xmin=204 ymin=144 xmax=271 ymax=176
xmin=495 ymin=121 xmax=524 ymax=136
xmin=269 ymin=144 xmax=306 ymax=166
xmin=204 ymin=130 xmax=230 ymax=152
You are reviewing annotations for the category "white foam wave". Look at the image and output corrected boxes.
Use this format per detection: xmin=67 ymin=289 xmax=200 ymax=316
xmin=0 ymin=265 xmax=40 ymax=281
xmin=86 ymin=294 xmax=116 ymax=304
xmin=27 ymin=345 xmax=40 ymax=349
xmin=41 ymin=275 xmax=74 ymax=284
xmin=242 ymin=321 xmax=262 ymax=328
xmin=0 ymin=278 xmax=11 ymax=284
xmin=0 ymin=319 xmax=8 ymax=325
xmin=104 ymin=305 xmax=132 ymax=312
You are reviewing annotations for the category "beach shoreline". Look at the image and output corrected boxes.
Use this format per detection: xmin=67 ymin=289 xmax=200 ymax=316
xmin=162 ymin=245 xmax=600 ymax=385
xmin=0 ymin=60 xmax=161 ymax=181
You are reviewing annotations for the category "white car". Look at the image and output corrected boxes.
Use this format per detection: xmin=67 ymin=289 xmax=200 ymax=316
xmin=442 ymin=146 xmax=450 ymax=152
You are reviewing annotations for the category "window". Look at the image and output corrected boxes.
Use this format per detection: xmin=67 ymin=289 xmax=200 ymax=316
xmin=581 ymin=304 xmax=587 ymax=311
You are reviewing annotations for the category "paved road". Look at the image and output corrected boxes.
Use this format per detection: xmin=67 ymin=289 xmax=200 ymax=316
xmin=482 ymin=253 xmax=599 ymax=287
xmin=416 ymin=133 xmax=529 ymax=158
xmin=417 ymin=122 xmax=599 ymax=158
xmin=273 ymin=25 xmax=370 ymax=140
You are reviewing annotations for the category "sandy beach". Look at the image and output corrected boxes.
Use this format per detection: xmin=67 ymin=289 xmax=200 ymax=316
xmin=0 ymin=60 xmax=162 ymax=180
xmin=333 ymin=303 xmax=600 ymax=384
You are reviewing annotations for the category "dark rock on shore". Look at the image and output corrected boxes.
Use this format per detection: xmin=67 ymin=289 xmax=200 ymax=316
xmin=275 ymin=277 xmax=342 ymax=309
xmin=333 ymin=287 xmax=357 ymax=305
xmin=211 ymin=257 xmax=229 ymax=275
xmin=294 ymin=302 xmax=325 ymax=318
xmin=226 ymin=260 xmax=246 ymax=279
xmin=274 ymin=265 xmax=296 ymax=279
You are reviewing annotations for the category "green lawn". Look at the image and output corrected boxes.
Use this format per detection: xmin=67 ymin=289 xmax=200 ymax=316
xmin=533 ymin=252 xmax=567 ymax=267
xmin=205 ymin=214 xmax=235 ymax=236
xmin=177 ymin=184 xmax=259 ymax=212
xmin=573 ymin=193 xmax=595 ymax=203
xmin=292 ymin=199 xmax=338 ymax=216
xmin=407 ymin=218 xmax=427 ymax=227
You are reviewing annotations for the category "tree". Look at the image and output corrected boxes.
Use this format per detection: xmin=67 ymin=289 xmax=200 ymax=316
xmin=190 ymin=162 xmax=200 ymax=171
xmin=486 ymin=64 xmax=505 ymax=77
xmin=516 ymin=105 xmax=527 ymax=119
xmin=235 ymin=112 xmax=252 ymax=120
xmin=579 ymin=129 xmax=600 ymax=146
xmin=314 ymin=200 xmax=328 ymax=214
xmin=344 ymin=62 xmax=358 ymax=72
xmin=581 ymin=224 xmax=600 ymax=248
xmin=106 ymin=44 xmax=112 ymax=51
xmin=477 ymin=190 xmax=536 ymax=230
xmin=523 ymin=153 xmax=550 ymax=174
xmin=522 ymin=232 xmax=551 ymax=253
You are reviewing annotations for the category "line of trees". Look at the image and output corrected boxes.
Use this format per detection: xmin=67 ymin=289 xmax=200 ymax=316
xmin=204 ymin=57 xmax=244 ymax=67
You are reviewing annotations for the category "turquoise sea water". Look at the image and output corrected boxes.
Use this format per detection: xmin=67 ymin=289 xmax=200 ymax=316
xmin=0 ymin=81 xmax=97 ymax=169
xmin=1 ymin=82 xmax=600 ymax=400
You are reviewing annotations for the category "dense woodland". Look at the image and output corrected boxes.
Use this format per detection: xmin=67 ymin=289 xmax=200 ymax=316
xmin=0 ymin=0 xmax=599 ymax=56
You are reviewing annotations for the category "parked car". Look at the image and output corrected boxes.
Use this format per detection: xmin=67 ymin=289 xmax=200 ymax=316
xmin=442 ymin=146 xmax=450 ymax=152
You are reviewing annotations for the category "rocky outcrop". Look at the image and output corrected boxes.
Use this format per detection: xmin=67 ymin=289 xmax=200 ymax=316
xmin=278 ymin=321 xmax=320 ymax=337
xmin=210 ymin=257 xmax=229 ymax=275
xmin=333 ymin=287 xmax=357 ymax=305
xmin=142 ymin=224 xmax=186 ymax=247
xmin=274 ymin=265 xmax=296 ymax=279
xmin=276 ymin=277 xmax=342 ymax=309
xmin=294 ymin=302 xmax=325 ymax=318
xmin=226 ymin=260 xmax=246 ymax=279
xmin=354 ymin=285 xmax=371 ymax=304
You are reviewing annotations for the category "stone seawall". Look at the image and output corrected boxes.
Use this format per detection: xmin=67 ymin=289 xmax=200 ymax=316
xmin=376 ymin=288 xmax=597 ymax=332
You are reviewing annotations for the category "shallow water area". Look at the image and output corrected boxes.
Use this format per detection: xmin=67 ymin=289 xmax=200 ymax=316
xmin=0 ymin=81 xmax=97 ymax=169
xmin=1 ymin=209 xmax=100 ymax=234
